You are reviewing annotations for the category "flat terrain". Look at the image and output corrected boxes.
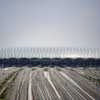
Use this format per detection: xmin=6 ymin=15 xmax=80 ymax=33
xmin=0 ymin=67 xmax=100 ymax=100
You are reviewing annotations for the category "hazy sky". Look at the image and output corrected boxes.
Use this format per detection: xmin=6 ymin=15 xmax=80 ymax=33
xmin=0 ymin=0 xmax=100 ymax=48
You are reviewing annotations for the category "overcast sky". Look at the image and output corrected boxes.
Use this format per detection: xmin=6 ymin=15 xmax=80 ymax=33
xmin=0 ymin=0 xmax=100 ymax=48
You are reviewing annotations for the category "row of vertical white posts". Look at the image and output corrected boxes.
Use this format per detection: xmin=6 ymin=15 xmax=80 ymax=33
xmin=0 ymin=47 xmax=100 ymax=58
